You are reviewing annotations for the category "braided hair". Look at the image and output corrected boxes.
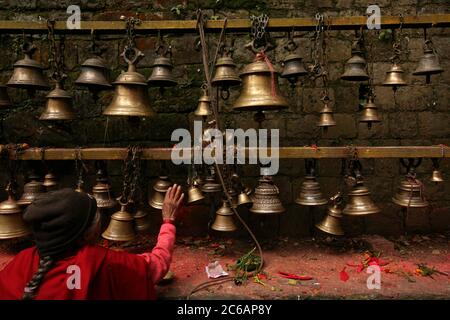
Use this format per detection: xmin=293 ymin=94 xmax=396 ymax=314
xmin=22 ymin=256 xmax=54 ymax=300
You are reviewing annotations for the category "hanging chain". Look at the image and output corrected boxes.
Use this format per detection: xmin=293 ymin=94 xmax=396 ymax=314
xmin=250 ymin=14 xmax=269 ymax=49
xmin=47 ymin=19 xmax=66 ymax=82
xmin=119 ymin=146 xmax=142 ymax=204
xmin=124 ymin=16 xmax=141 ymax=50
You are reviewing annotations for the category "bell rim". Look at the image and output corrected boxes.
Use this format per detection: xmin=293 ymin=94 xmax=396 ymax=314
xmin=315 ymin=221 xmax=344 ymax=236
xmin=295 ymin=198 xmax=328 ymax=206
xmin=0 ymin=228 xmax=31 ymax=239
xmin=342 ymin=206 xmax=381 ymax=216
xmin=392 ymin=196 xmax=429 ymax=208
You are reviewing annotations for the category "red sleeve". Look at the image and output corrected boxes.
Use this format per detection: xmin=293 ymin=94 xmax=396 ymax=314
xmin=137 ymin=222 xmax=176 ymax=284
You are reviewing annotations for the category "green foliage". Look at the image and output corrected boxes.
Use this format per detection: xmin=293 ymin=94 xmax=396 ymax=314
xmin=378 ymin=29 xmax=392 ymax=42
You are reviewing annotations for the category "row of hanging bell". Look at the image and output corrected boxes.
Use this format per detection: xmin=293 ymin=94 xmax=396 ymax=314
xmin=250 ymin=175 xmax=285 ymax=214
xmin=0 ymin=186 xmax=30 ymax=239
xmin=149 ymin=176 xmax=173 ymax=209
xmin=315 ymin=193 xmax=345 ymax=236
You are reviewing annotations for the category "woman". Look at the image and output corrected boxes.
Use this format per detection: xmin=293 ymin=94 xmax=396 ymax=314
xmin=0 ymin=184 xmax=184 ymax=300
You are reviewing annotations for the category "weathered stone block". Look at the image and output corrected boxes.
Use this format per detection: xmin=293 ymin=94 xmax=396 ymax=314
xmin=389 ymin=112 xmax=418 ymax=138
xmin=418 ymin=112 xmax=450 ymax=138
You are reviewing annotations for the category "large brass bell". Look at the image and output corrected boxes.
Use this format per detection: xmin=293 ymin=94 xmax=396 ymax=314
xmin=315 ymin=193 xmax=345 ymax=236
xmin=359 ymin=95 xmax=381 ymax=129
xmin=383 ymin=63 xmax=407 ymax=89
xmin=40 ymin=79 xmax=76 ymax=120
xmin=103 ymin=47 xmax=155 ymax=117
xmin=102 ymin=203 xmax=136 ymax=242
xmin=341 ymin=49 xmax=369 ymax=81
xmin=317 ymin=96 xmax=336 ymax=129
xmin=148 ymin=42 xmax=176 ymax=88
xmin=194 ymin=85 xmax=212 ymax=117
xmin=17 ymin=174 xmax=45 ymax=207
xmin=233 ymin=59 xmax=289 ymax=111
xmin=75 ymin=56 xmax=112 ymax=94
xmin=250 ymin=175 xmax=285 ymax=214
xmin=295 ymin=160 xmax=327 ymax=206
xmin=0 ymin=186 xmax=30 ymax=239
xmin=134 ymin=206 xmax=151 ymax=233
xmin=7 ymin=42 xmax=50 ymax=95
xmin=0 ymin=85 xmax=12 ymax=109
xmin=43 ymin=172 xmax=58 ymax=192
xmin=343 ymin=181 xmax=380 ymax=216
xmin=187 ymin=180 xmax=205 ymax=205
xmin=92 ymin=169 xmax=117 ymax=209
xmin=413 ymin=40 xmax=443 ymax=84
xmin=211 ymin=200 xmax=237 ymax=232
xmin=149 ymin=176 xmax=173 ymax=210
xmin=392 ymin=176 xmax=429 ymax=207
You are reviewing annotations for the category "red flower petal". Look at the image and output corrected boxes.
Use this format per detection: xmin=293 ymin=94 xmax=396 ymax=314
xmin=340 ymin=268 xmax=350 ymax=282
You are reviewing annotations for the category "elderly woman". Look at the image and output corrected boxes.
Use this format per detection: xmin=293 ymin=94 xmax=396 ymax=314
xmin=0 ymin=185 xmax=184 ymax=300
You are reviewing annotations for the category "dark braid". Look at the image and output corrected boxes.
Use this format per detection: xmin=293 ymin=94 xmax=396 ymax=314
xmin=22 ymin=256 xmax=54 ymax=300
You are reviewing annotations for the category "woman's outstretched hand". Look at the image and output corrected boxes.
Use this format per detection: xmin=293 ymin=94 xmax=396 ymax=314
xmin=162 ymin=184 xmax=184 ymax=222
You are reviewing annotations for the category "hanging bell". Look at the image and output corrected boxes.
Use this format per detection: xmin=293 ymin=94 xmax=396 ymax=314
xmin=7 ymin=43 xmax=50 ymax=94
xmin=92 ymin=169 xmax=117 ymax=209
xmin=103 ymin=47 xmax=155 ymax=117
xmin=102 ymin=203 xmax=136 ymax=242
xmin=315 ymin=193 xmax=344 ymax=236
xmin=383 ymin=63 xmax=407 ymax=89
xmin=211 ymin=55 xmax=241 ymax=89
xmin=430 ymin=169 xmax=444 ymax=182
xmin=341 ymin=49 xmax=369 ymax=81
xmin=211 ymin=200 xmax=237 ymax=232
xmin=0 ymin=187 xmax=30 ymax=239
xmin=187 ymin=181 xmax=205 ymax=205
xmin=75 ymin=56 xmax=112 ymax=94
xmin=392 ymin=176 xmax=429 ymax=208
xmin=413 ymin=40 xmax=443 ymax=84
xmin=250 ymin=176 xmax=285 ymax=214
xmin=39 ymin=80 xmax=76 ymax=120
xmin=134 ymin=206 xmax=151 ymax=233
xmin=343 ymin=181 xmax=380 ymax=216
xmin=149 ymin=176 xmax=173 ymax=210
xmin=201 ymin=173 xmax=222 ymax=193
xmin=147 ymin=46 xmax=177 ymax=88
xmin=237 ymin=187 xmax=253 ymax=207
xmin=0 ymin=85 xmax=12 ymax=109
xmin=359 ymin=96 xmax=381 ymax=129
xmin=281 ymin=53 xmax=308 ymax=85
xmin=295 ymin=175 xmax=327 ymax=206
xmin=17 ymin=174 xmax=45 ymax=206
xmin=43 ymin=172 xmax=58 ymax=192
xmin=317 ymin=97 xmax=336 ymax=128
xmin=233 ymin=60 xmax=289 ymax=111
xmin=194 ymin=86 xmax=212 ymax=117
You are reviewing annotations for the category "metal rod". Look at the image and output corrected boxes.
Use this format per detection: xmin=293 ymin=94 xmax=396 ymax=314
xmin=0 ymin=14 xmax=449 ymax=34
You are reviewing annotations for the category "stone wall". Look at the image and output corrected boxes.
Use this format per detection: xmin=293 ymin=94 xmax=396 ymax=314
xmin=0 ymin=0 xmax=449 ymax=237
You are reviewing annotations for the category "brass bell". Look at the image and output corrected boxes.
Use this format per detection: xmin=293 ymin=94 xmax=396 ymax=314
xmin=17 ymin=174 xmax=45 ymax=206
xmin=149 ymin=176 xmax=173 ymax=210
xmin=237 ymin=187 xmax=252 ymax=207
xmin=392 ymin=176 xmax=429 ymax=208
xmin=75 ymin=56 xmax=112 ymax=94
xmin=0 ymin=186 xmax=30 ymax=239
xmin=0 ymin=85 xmax=12 ymax=109
xmin=315 ymin=193 xmax=345 ymax=236
xmin=194 ymin=86 xmax=212 ymax=117
xmin=430 ymin=169 xmax=444 ymax=183
xmin=147 ymin=45 xmax=177 ymax=88
xmin=359 ymin=95 xmax=381 ymax=129
xmin=102 ymin=203 xmax=136 ymax=242
xmin=413 ymin=40 xmax=443 ymax=84
xmin=383 ymin=63 xmax=407 ymax=89
xmin=317 ymin=96 xmax=336 ymax=128
xmin=40 ymin=80 xmax=76 ymax=120
xmin=103 ymin=47 xmax=155 ymax=117
xmin=7 ymin=42 xmax=50 ymax=95
xmin=134 ymin=206 xmax=151 ymax=233
xmin=201 ymin=173 xmax=222 ymax=193
xmin=43 ymin=172 xmax=58 ymax=192
xmin=211 ymin=56 xmax=241 ymax=89
xmin=281 ymin=53 xmax=308 ymax=85
xmin=233 ymin=60 xmax=289 ymax=111
xmin=250 ymin=176 xmax=285 ymax=214
xmin=295 ymin=175 xmax=327 ymax=206
xmin=92 ymin=168 xmax=117 ymax=209
xmin=343 ymin=181 xmax=380 ymax=216
xmin=187 ymin=181 xmax=205 ymax=205
xmin=211 ymin=200 xmax=237 ymax=232
xmin=341 ymin=49 xmax=369 ymax=81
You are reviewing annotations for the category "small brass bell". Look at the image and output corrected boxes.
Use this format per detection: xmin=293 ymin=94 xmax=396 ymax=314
xmin=75 ymin=56 xmax=112 ymax=94
xmin=413 ymin=40 xmax=443 ymax=84
xmin=343 ymin=181 xmax=380 ymax=216
xmin=43 ymin=172 xmax=59 ymax=192
xmin=212 ymin=56 xmax=241 ymax=88
xmin=383 ymin=63 xmax=407 ymax=89
xmin=134 ymin=206 xmax=151 ymax=233
xmin=392 ymin=176 xmax=429 ymax=208
xmin=211 ymin=200 xmax=237 ymax=232
xmin=317 ymin=96 xmax=336 ymax=129
xmin=92 ymin=169 xmax=117 ymax=209
xmin=430 ymin=159 xmax=444 ymax=183
xmin=281 ymin=53 xmax=308 ymax=85
xmin=103 ymin=47 xmax=155 ymax=117
xmin=201 ymin=173 xmax=222 ymax=193
xmin=7 ymin=42 xmax=50 ymax=95
xmin=40 ymin=80 xmax=76 ymax=120
xmin=147 ymin=44 xmax=177 ymax=88
xmin=0 ymin=187 xmax=30 ymax=239
xmin=233 ymin=60 xmax=289 ymax=111
xmin=102 ymin=203 xmax=136 ymax=242
xmin=17 ymin=174 xmax=45 ymax=206
xmin=194 ymin=86 xmax=212 ymax=117
xmin=250 ymin=176 xmax=285 ymax=214
xmin=359 ymin=95 xmax=381 ymax=129
xmin=0 ymin=85 xmax=12 ymax=109
xmin=237 ymin=187 xmax=252 ymax=207
xmin=341 ymin=49 xmax=369 ymax=81
xmin=149 ymin=176 xmax=173 ymax=210
xmin=315 ymin=193 xmax=345 ymax=236
xmin=295 ymin=175 xmax=327 ymax=206
xmin=187 ymin=181 xmax=205 ymax=205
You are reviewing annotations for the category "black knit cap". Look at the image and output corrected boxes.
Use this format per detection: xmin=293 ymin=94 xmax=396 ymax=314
xmin=23 ymin=188 xmax=97 ymax=258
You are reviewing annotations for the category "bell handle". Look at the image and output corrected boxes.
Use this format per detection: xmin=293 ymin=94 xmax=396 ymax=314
xmin=244 ymin=40 xmax=274 ymax=55
xmin=121 ymin=46 xmax=144 ymax=67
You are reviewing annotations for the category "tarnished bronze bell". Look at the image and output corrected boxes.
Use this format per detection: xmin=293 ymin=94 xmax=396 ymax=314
xmin=211 ymin=200 xmax=237 ymax=232
xmin=341 ymin=49 xmax=369 ymax=81
xmin=212 ymin=56 xmax=241 ymax=89
xmin=92 ymin=170 xmax=117 ymax=209
xmin=102 ymin=203 xmax=136 ymax=241
xmin=75 ymin=56 xmax=112 ymax=93
xmin=383 ymin=63 xmax=407 ymax=89
xmin=40 ymin=80 xmax=76 ymax=120
xmin=237 ymin=188 xmax=252 ymax=207
xmin=281 ymin=53 xmax=308 ymax=85
xmin=233 ymin=60 xmax=289 ymax=111
xmin=103 ymin=47 xmax=155 ymax=117
xmin=413 ymin=40 xmax=443 ymax=84
xmin=392 ymin=176 xmax=429 ymax=208
xmin=0 ymin=187 xmax=30 ymax=239
xmin=201 ymin=174 xmax=222 ymax=193
xmin=315 ymin=193 xmax=344 ymax=236
xmin=149 ymin=176 xmax=173 ymax=210
xmin=250 ymin=176 xmax=285 ymax=214
xmin=359 ymin=96 xmax=381 ymax=129
xmin=317 ymin=98 xmax=336 ymax=128
xmin=43 ymin=172 xmax=58 ymax=192
xmin=0 ymin=85 xmax=12 ymax=109
xmin=194 ymin=86 xmax=212 ymax=117
xmin=187 ymin=181 xmax=205 ymax=205
xmin=134 ymin=206 xmax=150 ymax=233
xmin=343 ymin=181 xmax=380 ymax=216
xmin=17 ymin=174 xmax=44 ymax=207
xmin=295 ymin=175 xmax=327 ymax=206
xmin=7 ymin=43 xmax=50 ymax=94
xmin=148 ymin=53 xmax=177 ymax=88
